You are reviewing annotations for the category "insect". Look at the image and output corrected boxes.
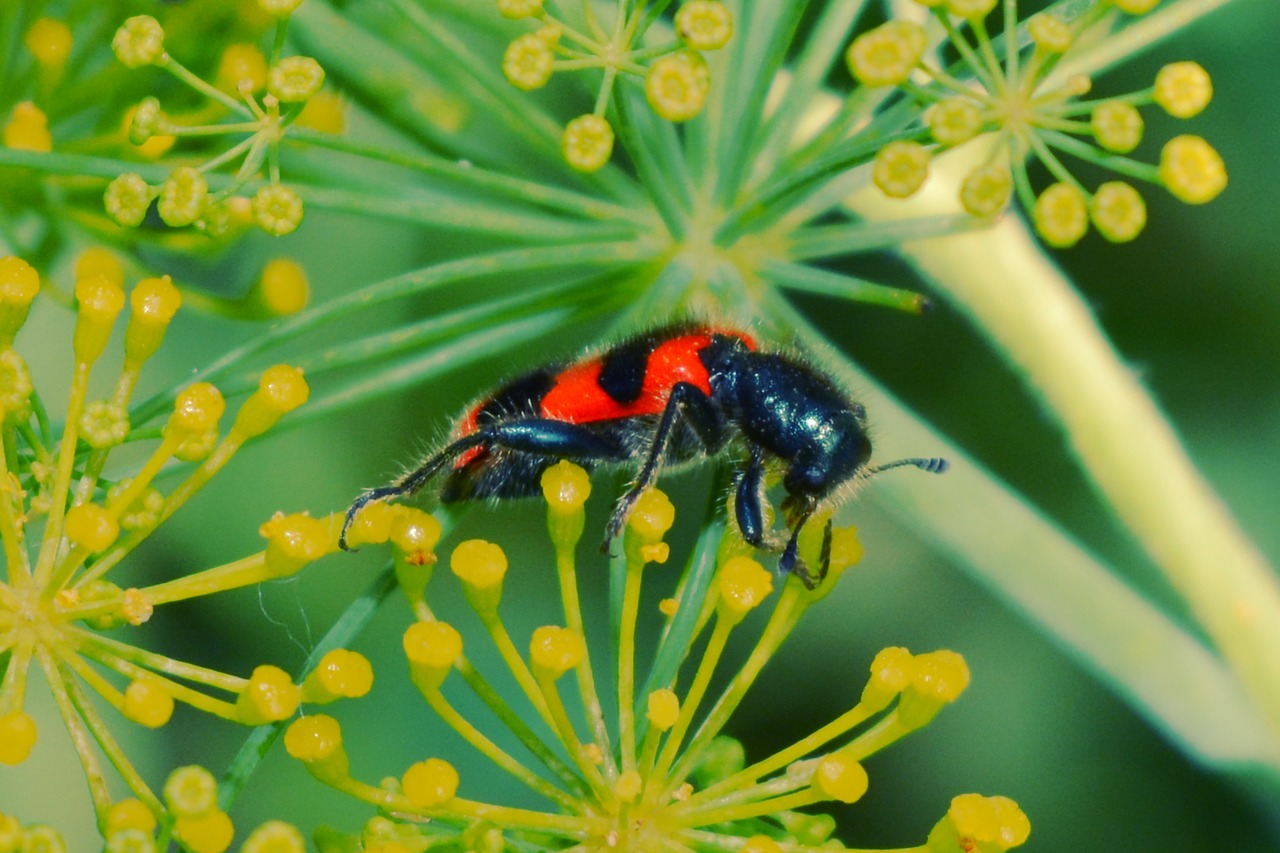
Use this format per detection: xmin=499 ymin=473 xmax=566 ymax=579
xmin=340 ymin=323 xmax=947 ymax=587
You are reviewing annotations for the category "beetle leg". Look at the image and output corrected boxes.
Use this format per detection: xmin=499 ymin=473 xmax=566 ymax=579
xmin=777 ymin=499 xmax=831 ymax=590
xmin=602 ymin=381 xmax=725 ymax=552
xmin=341 ymin=420 xmax=629 ymax=550
xmin=734 ymin=448 xmax=768 ymax=549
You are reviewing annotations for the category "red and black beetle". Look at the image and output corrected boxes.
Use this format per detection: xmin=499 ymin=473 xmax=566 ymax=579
xmin=340 ymin=323 xmax=946 ymax=586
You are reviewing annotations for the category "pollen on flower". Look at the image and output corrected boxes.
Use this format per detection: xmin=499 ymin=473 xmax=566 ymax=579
xmin=812 ymin=751 xmax=870 ymax=804
xmin=899 ymin=649 xmax=971 ymax=729
xmin=1090 ymin=181 xmax=1147 ymax=243
xmin=217 ymin=43 xmax=269 ymax=94
xmin=645 ymin=51 xmax=711 ymax=122
xmin=3 ymin=102 xmax=52 ymax=152
xmin=529 ymin=625 xmax=585 ymax=678
xmin=157 ymin=166 xmax=209 ymax=228
xmin=24 ymin=18 xmax=73 ymax=66
xmin=104 ymin=173 xmax=153 ymax=227
xmin=0 ymin=712 xmax=37 ymax=764
xmin=402 ymin=758 xmax=460 ymax=808
xmin=716 ymin=555 xmax=773 ymax=618
xmin=123 ymin=677 xmax=176 ymax=728
xmin=112 ymin=15 xmax=166 ymax=68
xmin=1160 ymin=135 xmax=1226 ymax=204
xmin=252 ymin=184 xmax=305 ymax=235
xmin=503 ymin=33 xmax=555 ymax=91
xmin=676 ymin=1 xmax=733 ymax=51
xmin=873 ymin=140 xmax=930 ymax=199
xmin=122 ymin=588 xmax=155 ymax=625
xmin=236 ymin=664 xmax=302 ymax=724
xmin=1091 ymin=101 xmax=1143 ymax=154
xmin=1033 ymin=182 xmax=1089 ymax=248
xmin=962 ymin=163 xmax=1008 ymax=216
xmin=561 ymin=114 xmax=614 ymax=173
xmin=268 ymin=56 xmax=326 ymax=103
xmin=861 ymin=646 xmax=917 ymax=712
xmin=846 ymin=21 xmax=926 ymax=87
xmin=302 ymin=649 xmax=374 ymax=703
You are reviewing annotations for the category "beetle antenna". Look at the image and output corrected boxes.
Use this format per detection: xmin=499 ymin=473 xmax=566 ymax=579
xmin=865 ymin=456 xmax=949 ymax=477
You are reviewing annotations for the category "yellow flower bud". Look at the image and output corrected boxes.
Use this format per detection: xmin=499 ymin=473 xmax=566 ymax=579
xmin=873 ymin=140 xmax=930 ymax=199
xmin=402 ymin=758 xmax=460 ymax=808
xmin=927 ymin=793 xmax=1031 ymax=852
xmin=741 ymin=837 xmax=784 ymax=853
xmin=847 ymin=21 xmax=926 ymax=87
xmin=157 ymin=166 xmax=208 ymax=228
xmin=242 ymin=821 xmax=306 ymax=853
xmin=163 ymin=765 xmax=218 ymax=818
xmin=268 ymin=56 xmax=326 ymax=103
xmin=716 ymin=556 xmax=772 ymax=620
xmin=404 ymin=620 xmax=462 ymax=690
xmin=124 ymin=275 xmax=181 ymax=367
xmin=812 ymin=751 xmax=869 ymax=804
xmin=112 ymin=15 xmax=166 ymax=68
xmin=234 ymin=365 xmax=310 ymax=438
xmin=503 ymin=33 xmax=555 ymax=91
xmin=75 ymin=248 xmax=124 ymax=288
xmin=301 ymin=649 xmax=374 ymax=703
xmin=928 ymin=97 xmax=984 ymax=147
xmin=676 ymin=1 xmax=733 ymax=50
xmin=899 ymin=649 xmax=970 ymax=730
xmin=1028 ymin=13 xmax=1073 ymax=53
xmin=106 ymin=799 xmax=157 ymax=837
xmin=284 ymin=714 xmax=349 ymax=781
xmin=646 ymin=689 xmax=680 ymax=730
xmin=1091 ymin=100 xmax=1143 ymax=154
xmin=174 ymin=811 xmax=234 ymax=853
xmin=0 ymin=712 xmax=37 ymax=764
xmin=253 ymin=258 xmax=310 ymax=316
xmin=24 ymin=18 xmax=73 ymax=67
xmin=497 ymin=0 xmax=543 ymax=18
xmin=390 ymin=508 xmax=443 ymax=566
xmin=104 ymin=173 xmax=153 ymax=228
xmin=65 ymin=502 xmax=120 ymax=552
xmin=959 ymin=164 xmax=1012 ymax=217
xmin=628 ymin=487 xmax=675 ymax=542
xmin=123 ymin=677 xmax=175 ymax=728
xmin=645 ymin=51 xmax=711 ymax=122
xmin=946 ymin=0 xmax=998 ymax=20
xmin=1032 ymin=182 xmax=1089 ymax=248
xmin=216 ymin=43 xmax=268 ymax=94
xmin=258 ymin=0 xmax=306 ymax=17
xmin=1160 ymin=134 xmax=1227 ymax=204
xmin=0 ymin=255 xmax=40 ymax=346
xmin=236 ymin=664 xmax=301 ymax=724
xmin=252 ymin=184 xmax=305 ymax=236
xmin=260 ymin=511 xmax=331 ymax=577
xmin=168 ymin=382 xmax=225 ymax=436
xmin=541 ymin=460 xmax=591 ymax=512
xmin=1090 ymin=181 xmax=1147 ymax=243
xmin=73 ymin=273 xmax=126 ymax=363
xmin=3 ymin=101 xmax=52 ymax=152
xmin=1113 ymin=0 xmax=1160 ymax=13
xmin=529 ymin=625 xmax=584 ymax=679
xmin=562 ymin=114 xmax=614 ymax=173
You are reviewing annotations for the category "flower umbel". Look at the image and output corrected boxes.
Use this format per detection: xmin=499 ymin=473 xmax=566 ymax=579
xmin=293 ymin=462 xmax=1028 ymax=851
xmin=852 ymin=0 xmax=1227 ymax=244
xmin=0 ymin=253 xmax=362 ymax=849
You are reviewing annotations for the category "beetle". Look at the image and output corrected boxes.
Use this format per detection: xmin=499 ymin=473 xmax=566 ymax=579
xmin=339 ymin=323 xmax=947 ymax=587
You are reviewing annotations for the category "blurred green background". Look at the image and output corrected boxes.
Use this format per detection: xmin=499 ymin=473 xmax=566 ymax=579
xmin=4 ymin=0 xmax=1279 ymax=850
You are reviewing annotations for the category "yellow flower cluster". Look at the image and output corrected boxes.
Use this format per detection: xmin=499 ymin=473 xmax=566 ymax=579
xmin=0 ymin=253 xmax=364 ymax=849
xmin=849 ymin=0 xmax=1226 ymax=247
xmin=498 ymin=0 xmax=733 ymax=172
xmin=287 ymin=461 xmax=1029 ymax=851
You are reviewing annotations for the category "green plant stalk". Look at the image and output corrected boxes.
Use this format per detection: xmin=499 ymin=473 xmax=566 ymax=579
xmin=902 ymin=215 xmax=1280 ymax=749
